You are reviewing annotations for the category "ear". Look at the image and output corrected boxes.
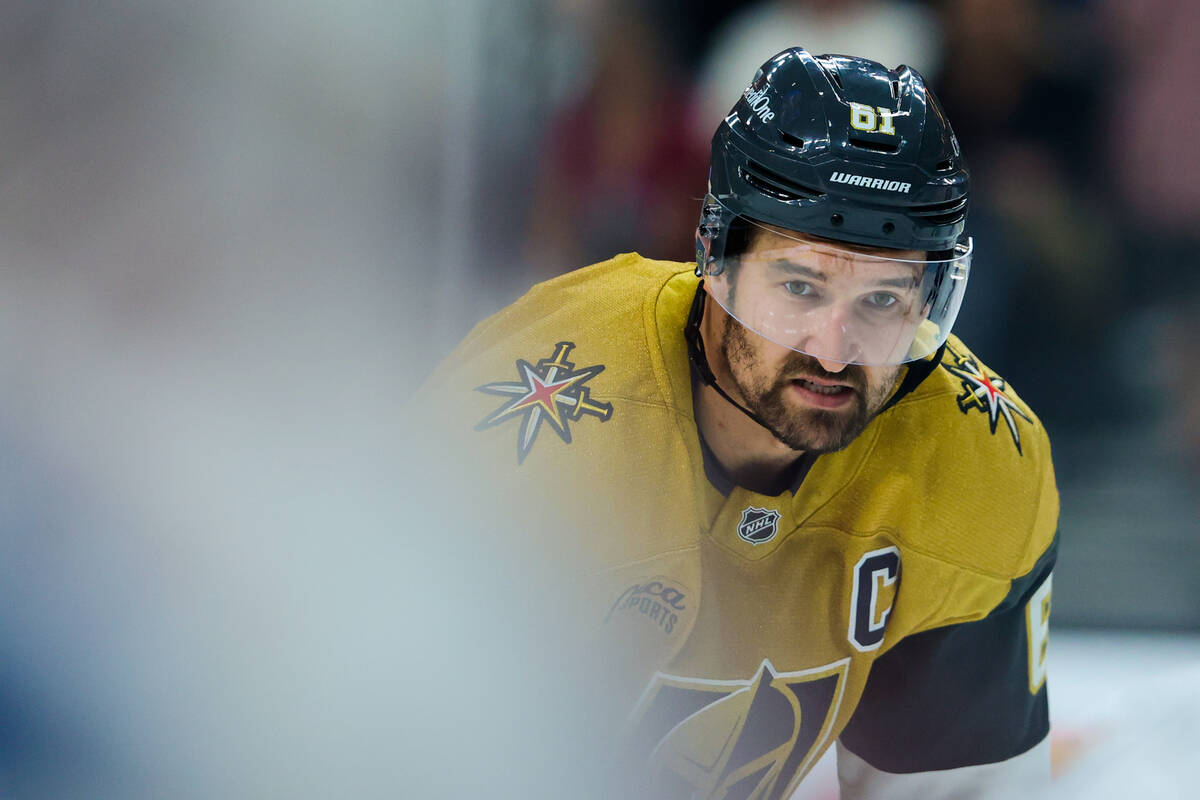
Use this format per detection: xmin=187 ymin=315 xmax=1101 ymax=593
xmin=704 ymin=269 xmax=730 ymax=295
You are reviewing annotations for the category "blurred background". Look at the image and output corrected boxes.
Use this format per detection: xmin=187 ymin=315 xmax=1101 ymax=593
xmin=0 ymin=0 xmax=1196 ymax=796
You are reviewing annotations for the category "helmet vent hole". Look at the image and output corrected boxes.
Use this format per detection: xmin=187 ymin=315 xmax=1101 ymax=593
xmin=848 ymin=137 xmax=899 ymax=154
xmin=779 ymin=130 xmax=808 ymax=150
xmin=935 ymin=159 xmax=954 ymax=172
xmin=831 ymin=214 xmax=844 ymax=227
xmin=739 ymin=164 xmax=825 ymax=202
xmin=890 ymin=80 xmax=899 ymax=98
xmin=910 ymin=197 xmax=968 ymax=226
xmin=882 ymin=222 xmax=895 ymax=234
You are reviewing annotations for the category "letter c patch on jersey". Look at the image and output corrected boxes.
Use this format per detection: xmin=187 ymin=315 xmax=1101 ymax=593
xmin=849 ymin=547 xmax=901 ymax=652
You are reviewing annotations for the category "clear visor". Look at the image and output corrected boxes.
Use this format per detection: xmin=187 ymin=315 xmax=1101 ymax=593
xmin=697 ymin=198 xmax=971 ymax=366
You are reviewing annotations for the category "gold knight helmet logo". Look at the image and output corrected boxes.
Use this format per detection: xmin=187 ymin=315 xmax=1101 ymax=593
xmin=624 ymin=659 xmax=847 ymax=800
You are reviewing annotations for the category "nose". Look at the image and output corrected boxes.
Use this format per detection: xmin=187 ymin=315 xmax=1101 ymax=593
xmin=799 ymin=305 xmax=863 ymax=370
xmin=816 ymin=355 xmax=850 ymax=373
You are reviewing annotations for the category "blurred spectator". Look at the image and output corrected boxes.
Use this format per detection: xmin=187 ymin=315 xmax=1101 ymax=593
xmin=524 ymin=1 xmax=708 ymax=279
xmin=933 ymin=0 xmax=1122 ymax=428
xmin=641 ymin=0 xmax=760 ymax=72
xmin=1103 ymin=0 xmax=1200 ymax=249
xmin=1159 ymin=290 xmax=1200 ymax=480
xmin=1100 ymin=0 xmax=1200 ymax=419
xmin=693 ymin=0 xmax=943 ymax=147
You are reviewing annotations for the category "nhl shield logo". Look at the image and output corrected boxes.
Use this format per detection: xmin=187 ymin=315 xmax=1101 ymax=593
xmin=738 ymin=506 xmax=781 ymax=545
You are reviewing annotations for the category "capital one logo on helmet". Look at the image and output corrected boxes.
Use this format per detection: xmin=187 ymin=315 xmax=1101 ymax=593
xmin=743 ymin=85 xmax=775 ymax=122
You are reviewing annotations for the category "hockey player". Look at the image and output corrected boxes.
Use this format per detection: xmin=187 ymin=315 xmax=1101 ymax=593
xmin=413 ymin=47 xmax=1058 ymax=799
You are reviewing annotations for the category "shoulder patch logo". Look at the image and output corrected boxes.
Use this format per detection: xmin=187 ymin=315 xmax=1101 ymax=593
xmin=475 ymin=341 xmax=613 ymax=463
xmin=941 ymin=345 xmax=1032 ymax=454
xmin=737 ymin=506 xmax=781 ymax=545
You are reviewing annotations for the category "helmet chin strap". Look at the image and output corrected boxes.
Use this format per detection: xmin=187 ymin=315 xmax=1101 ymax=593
xmin=684 ymin=284 xmax=947 ymax=433
xmin=685 ymin=284 xmax=780 ymax=434
xmin=878 ymin=340 xmax=948 ymax=414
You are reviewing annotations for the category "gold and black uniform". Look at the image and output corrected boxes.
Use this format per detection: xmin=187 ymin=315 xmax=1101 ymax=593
xmin=416 ymin=254 xmax=1058 ymax=798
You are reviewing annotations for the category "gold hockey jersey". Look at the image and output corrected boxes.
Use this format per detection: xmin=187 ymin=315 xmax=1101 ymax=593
xmin=413 ymin=253 xmax=1058 ymax=798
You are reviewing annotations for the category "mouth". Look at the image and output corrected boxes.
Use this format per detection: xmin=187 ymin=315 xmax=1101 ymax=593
xmin=789 ymin=377 xmax=857 ymax=409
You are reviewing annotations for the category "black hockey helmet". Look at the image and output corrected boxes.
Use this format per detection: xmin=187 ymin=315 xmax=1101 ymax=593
xmin=695 ymin=47 xmax=973 ymax=366
xmin=706 ymin=47 xmax=968 ymax=252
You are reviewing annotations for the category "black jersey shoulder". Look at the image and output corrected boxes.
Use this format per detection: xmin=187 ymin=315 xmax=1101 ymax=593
xmin=839 ymin=534 xmax=1057 ymax=772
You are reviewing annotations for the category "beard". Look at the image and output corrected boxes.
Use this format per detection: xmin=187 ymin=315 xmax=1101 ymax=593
xmin=721 ymin=317 xmax=899 ymax=453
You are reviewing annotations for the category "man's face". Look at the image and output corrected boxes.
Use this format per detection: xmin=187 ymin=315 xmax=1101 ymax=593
xmin=711 ymin=227 xmax=922 ymax=453
xmin=711 ymin=227 xmax=929 ymax=366
xmin=719 ymin=313 xmax=902 ymax=453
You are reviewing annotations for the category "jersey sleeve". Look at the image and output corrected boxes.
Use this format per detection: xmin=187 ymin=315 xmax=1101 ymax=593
xmin=836 ymin=737 xmax=1050 ymax=800
xmin=837 ymin=534 xmax=1057 ymax=785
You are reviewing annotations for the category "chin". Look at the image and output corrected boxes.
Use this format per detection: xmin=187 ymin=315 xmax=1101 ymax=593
xmin=771 ymin=407 xmax=869 ymax=454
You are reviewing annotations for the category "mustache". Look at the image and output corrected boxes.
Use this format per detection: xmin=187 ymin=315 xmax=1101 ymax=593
xmin=782 ymin=353 xmax=867 ymax=392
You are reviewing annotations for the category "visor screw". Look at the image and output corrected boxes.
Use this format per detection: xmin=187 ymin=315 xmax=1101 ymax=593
xmin=830 ymin=213 xmax=844 ymax=227
xmin=882 ymin=222 xmax=895 ymax=234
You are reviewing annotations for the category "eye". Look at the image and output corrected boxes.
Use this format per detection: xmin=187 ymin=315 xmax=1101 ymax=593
xmin=864 ymin=291 xmax=899 ymax=309
xmin=783 ymin=280 xmax=815 ymax=297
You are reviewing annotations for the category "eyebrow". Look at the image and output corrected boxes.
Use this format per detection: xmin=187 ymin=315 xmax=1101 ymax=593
xmin=766 ymin=259 xmax=918 ymax=288
xmin=767 ymin=260 xmax=826 ymax=280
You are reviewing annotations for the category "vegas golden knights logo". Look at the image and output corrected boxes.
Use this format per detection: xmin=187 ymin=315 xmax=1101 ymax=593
xmin=941 ymin=343 xmax=1031 ymax=454
xmin=475 ymin=341 xmax=613 ymax=463
xmin=625 ymin=659 xmax=848 ymax=800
